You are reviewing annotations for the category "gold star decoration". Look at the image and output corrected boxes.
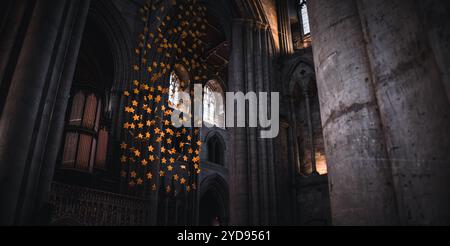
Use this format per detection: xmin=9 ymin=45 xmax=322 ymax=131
xmin=147 ymin=172 xmax=153 ymax=180
xmin=120 ymin=143 xmax=127 ymax=150
xmin=120 ymin=0 xmax=206 ymax=192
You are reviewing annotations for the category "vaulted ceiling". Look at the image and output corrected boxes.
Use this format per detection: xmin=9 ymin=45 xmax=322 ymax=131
xmin=200 ymin=12 xmax=230 ymax=82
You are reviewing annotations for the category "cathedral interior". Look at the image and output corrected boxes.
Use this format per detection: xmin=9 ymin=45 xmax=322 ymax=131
xmin=0 ymin=0 xmax=449 ymax=226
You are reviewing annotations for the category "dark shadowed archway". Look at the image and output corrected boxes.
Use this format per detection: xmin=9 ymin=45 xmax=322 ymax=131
xmin=199 ymin=174 xmax=229 ymax=226
xmin=199 ymin=189 xmax=223 ymax=226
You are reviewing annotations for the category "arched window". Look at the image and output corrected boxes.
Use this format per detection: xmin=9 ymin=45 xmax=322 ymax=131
xmin=169 ymin=65 xmax=191 ymax=114
xmin=292 ymin=78 xmax=327 ymax=176
xmin=207 ymin=135 xmax=224 ymax=166
xmin=169 ymin=71 xmax=182 ymax=108
xmin=293 ymin=0 xmax=312 ymax=49
xmin=61 ymin=86 xmax=109 ymax=172
xmin=203 ymin=80 xmax=225 ymax=128
xmin=298 ymin=0 xmax=310 ymax=36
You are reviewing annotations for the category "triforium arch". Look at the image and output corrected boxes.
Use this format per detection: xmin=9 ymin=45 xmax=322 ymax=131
xmin=204 ymin=131 xmax=227 ymax=166
xmin=199 ymin=174 xmax=229 ymax=226
xmin=287 ymin=59 xmax=315 ymax=96
xmin=287 ymin=59 xmax=327 ymax=176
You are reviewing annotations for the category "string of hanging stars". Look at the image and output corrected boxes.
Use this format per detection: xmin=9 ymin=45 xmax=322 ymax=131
xmin=120 ymin=0 xmax=209 ymax=194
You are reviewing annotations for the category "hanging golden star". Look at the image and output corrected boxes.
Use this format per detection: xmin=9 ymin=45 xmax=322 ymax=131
xmin=120 ymin=142 xmax=127 ymax=150
xmin=146 ymin=172 xmax=153 ymax=180
xmin=134 ymin=149 xmax=141 ymax=157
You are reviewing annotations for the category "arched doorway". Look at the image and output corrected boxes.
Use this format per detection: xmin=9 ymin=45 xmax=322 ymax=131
xmin=199 ymin=189 xmax=223 ymax=226
xmin=199 ymin=175 xmax=229 ymax=226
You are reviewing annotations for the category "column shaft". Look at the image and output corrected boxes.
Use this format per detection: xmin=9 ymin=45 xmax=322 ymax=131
xmin=254 ymin=24 xmax=270 ymax=225
xmin=277 ymin=0 xmax=294 ymax=55
xmin=0 ymin=1 xmax=34 ymax=111
xmin=417 ymin=0 xmax=450 ymax=102
xmin=34 ymin=0 xmax=91 ymax=223
xmin=303 ymin=89 xmax=317 ymax=174
xmin=0 ymin=0 xmax=68 ymax=225
xmin=228 ymin=20 xmax=249 ymax=225
xmin=309 ymin=0 xmax=399 ymax=225
xmin=358 ymin=0 xmax=450 ymax=225
xmin=262 ymin=26 xmax=278 ymax=225
xmin=245 ymin=21 xmax=260 ymax=225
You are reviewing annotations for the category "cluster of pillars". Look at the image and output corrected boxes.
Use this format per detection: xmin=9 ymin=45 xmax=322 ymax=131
xmin=0 ymin=0 xmax=91 ymax=225
xmin=277 ymin=0 xmax=294 ymax=56
xmin=309 ymin=0 xmax=450 ymax=225
xmin=228 ymin=19 xmax=279 ymax=226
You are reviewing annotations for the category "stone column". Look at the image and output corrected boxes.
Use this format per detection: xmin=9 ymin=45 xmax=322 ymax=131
xmin=0 ymin=1 xmax=33 ymax=107
xmin=229 ymin=19 xmax=278 ymax=225
xmin=254 ymin=23 xmax=270 ymax=225
xmin=358 ymin=0 xmax=450 ymax=225
xmin=309 ymin=0 xmax=399 ymax=225
xmin=277 ymin=0 xmax=294 ymax=56
xmin=244 ymin=21 xmax=260 ymax=225
xmin=289 ymin=97 xmax=301 ymax=173
xmin=303 ymin=87 xmax=318 ymax=175
xmin=417 ymin=0 xmax=450 ymax=102
xmin=228 ymin=19 xmax=249 ymax=225
xmin=0 ymin=0 xmax=69 ymax=225
xmin=262 ymin=25 xmax=278 ymax=225
xmin=34 ymin=0 xmax=91 ymax=223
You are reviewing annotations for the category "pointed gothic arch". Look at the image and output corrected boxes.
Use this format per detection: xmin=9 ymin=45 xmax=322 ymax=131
xmin=55 ymin=0 xmax=135 ymax=186
xmin=287 ymin=60 xmax=328 ymax=176
xmin=205 ymin=132 xmax=226 ymax=166
xmin=199 ymin=174 xmax=229 ymax=226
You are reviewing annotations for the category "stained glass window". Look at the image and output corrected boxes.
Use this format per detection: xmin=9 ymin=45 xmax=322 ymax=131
xmin=169 ymin=68 xmax=191 ymax=115
xmin=203 ymin=80 xmax=225 ymax=128
xmin=298 ymin=0 xmax=310 ymax=36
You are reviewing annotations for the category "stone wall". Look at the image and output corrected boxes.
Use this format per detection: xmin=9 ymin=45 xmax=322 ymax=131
xmin=296 ymin=175 xmax=331 ymax=226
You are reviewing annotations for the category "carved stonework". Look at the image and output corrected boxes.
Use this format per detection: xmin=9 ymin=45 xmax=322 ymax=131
xmin=48 ymin=182 xmax=151 ymax=226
